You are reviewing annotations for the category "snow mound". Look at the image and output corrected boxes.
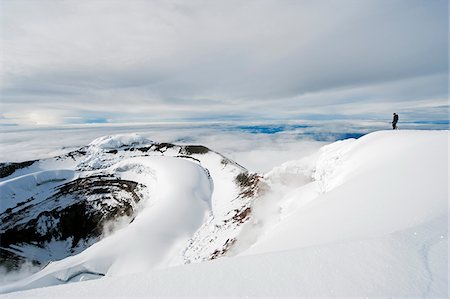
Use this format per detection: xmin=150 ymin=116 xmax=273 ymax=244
xmin=88 ymin=133 xmax=153 ymax=150
xmin=78 ymin=134 xmax=154 ymax=170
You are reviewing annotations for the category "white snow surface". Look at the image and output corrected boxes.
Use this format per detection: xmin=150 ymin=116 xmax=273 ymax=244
xmin=87 ymin=134 xmax=153 ymax=150
xmin=245 ymin=130 xmax=448 ymax=254
xmin=1 ymin=130 xmax=448 ymax=298
xmin=0 ymin=170 xmax=75 ymax=214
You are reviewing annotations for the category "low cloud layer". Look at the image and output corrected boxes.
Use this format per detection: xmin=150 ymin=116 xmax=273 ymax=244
xmin=1 ymin=0 xmax=448 ymax=125
xmin=1 ymin=120 xmax=445 ymax=169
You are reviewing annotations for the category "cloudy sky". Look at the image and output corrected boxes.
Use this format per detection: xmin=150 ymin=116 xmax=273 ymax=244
xmin=0 ymin=0 xmax=448 ymax=125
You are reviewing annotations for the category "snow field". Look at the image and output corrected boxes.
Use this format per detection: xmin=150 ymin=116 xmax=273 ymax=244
xmin=1 ymin=130 xmax=448 ymax=297
xmin=3 ymin=216 xmax=446 ymax=298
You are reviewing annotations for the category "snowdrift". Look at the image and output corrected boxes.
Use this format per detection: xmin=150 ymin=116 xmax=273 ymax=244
xmin=1 ymin=130 xmax=448 ymax=297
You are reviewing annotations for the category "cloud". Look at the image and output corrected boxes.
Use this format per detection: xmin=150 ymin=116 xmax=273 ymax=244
xmin=3 ymin=109 xmax=69 ymax=125
xmin=1 ymin=119 xmax=445 ymax=169
xmin=0 ymin=0 xmax=448 ymax=124
xmin=0 ymin=122 xmax=330 ymax=171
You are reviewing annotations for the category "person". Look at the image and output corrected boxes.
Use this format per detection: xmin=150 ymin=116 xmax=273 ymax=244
xmin=392 ymin=113 xmax=399 ymax=130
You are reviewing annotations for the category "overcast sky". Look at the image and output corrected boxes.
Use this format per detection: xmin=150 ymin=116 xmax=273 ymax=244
xmin=0 ymin=0 xmax=448 ymax=125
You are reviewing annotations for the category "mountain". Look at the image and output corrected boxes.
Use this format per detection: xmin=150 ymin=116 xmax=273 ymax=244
xmin=1 ymin=130 xmax=448 ymax=297
xmin=0 ymin=134 xmax=263 ymax=283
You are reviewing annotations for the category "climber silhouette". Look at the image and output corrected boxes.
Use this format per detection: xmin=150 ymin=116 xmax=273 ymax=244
xmin=392 ymin=113 xmax=399 ymax=130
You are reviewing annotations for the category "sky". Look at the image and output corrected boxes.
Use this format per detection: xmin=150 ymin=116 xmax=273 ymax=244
xmin=0 ymin=0 xmax=448 ymax=125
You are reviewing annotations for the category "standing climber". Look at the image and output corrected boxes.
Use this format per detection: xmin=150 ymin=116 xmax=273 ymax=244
xmin=392 ymin=113 xmax=399 ymax=130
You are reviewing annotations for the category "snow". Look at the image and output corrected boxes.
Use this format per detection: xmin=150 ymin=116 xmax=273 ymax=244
xmin=87 ymin=134 xmax=153 ymax=150
xmin=0 ymin=170 xmax=75 ymax=213
xmin=1 ymin=130 xmax=448 ymax=297
xmin=244 ymin=130 xmax=448 ymax=254
xmin=2 ymin=218 xmax=446 ymax=298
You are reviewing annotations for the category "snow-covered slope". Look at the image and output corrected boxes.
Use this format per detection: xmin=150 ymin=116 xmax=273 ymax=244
xmin=3 ymin=217 xmax=445 ymax=298
xmin=243 ymin=130 xmax=448 ymax=254
xmin=1 ymin=130 xmax=448 ymax=297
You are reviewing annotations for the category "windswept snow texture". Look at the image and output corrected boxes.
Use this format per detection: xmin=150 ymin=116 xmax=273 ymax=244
xmin=1 ymin=130 xmax=448 ymax=297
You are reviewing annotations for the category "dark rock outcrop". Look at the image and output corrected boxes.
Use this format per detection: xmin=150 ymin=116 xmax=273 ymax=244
xmin=0 ymin=175 xmax=145 ymax=271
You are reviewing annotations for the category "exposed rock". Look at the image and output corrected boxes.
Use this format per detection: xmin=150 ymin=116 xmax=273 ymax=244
xmin=181 ymin=145 xmax=210 ymax=155
xmin=0 ymin=161 xmax=36 ymax=179
xmin=0 ymin=175 xmax=146 ymax=271
xmin=182 ymin=171 xmax=266 ymax=263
